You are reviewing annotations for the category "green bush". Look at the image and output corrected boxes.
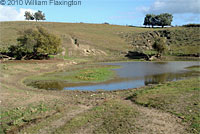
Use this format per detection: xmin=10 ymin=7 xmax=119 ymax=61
xmin=8 ymin=27 xmax=62 ymax=60
xmin=0 ymin=47 xmax=9 ymax=54
xmin=153 ymin=37 xmax=167 ymax=57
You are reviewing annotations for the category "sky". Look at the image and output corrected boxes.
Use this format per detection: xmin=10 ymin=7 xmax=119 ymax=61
xmin=0 ymin=0 xmax=200 ymax=26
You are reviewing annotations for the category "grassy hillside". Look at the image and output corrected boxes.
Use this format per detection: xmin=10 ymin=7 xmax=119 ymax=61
xmin=122 ymin=27 xmax=200 ymax=56
xmin=0 ymin=21 xmax=158 ymax=61
xmin=0 ymin=21 xmax=199 ymax=61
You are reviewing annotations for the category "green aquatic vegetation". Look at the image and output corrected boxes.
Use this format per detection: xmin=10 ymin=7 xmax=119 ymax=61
xmin=75 ymin=68 xmax=114 ymax=81
xmin=26 ymin=66 xmax=117 ymax=82
xmin=186 ymin=66 xmax=200 ymax=72
xmin=24 ymin=65 xmax=118 ymax=90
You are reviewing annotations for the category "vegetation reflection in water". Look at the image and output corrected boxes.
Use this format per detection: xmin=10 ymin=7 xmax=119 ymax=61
xmin=26 ymin=62 xmax=200 ymax=91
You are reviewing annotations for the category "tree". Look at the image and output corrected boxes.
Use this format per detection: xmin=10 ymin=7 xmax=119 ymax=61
xmin=143 ymin=13 xmax=173 ymax=28
xmin=150 ymin=14 xmax=158 ymax=28
xmin=144 ymin=14 xmax=158 ymax=28
xmin=143 ymin=14 xmax=152 ymax=27
xmin=24 ymin=11 xmax=34 ymax=21
xmin=157 ymin=13 xmax=173 ymax=28
xmin=152 ymin=37 xmax=167 ymax=57
xmin=9 ymin=27 xmax=61 ymax=60
xmin=34 ymin=10 xmax=46 ymax=21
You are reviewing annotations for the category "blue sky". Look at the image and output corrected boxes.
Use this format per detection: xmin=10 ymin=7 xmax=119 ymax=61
xmin=0 ymin=0 xmax=200 ymax=26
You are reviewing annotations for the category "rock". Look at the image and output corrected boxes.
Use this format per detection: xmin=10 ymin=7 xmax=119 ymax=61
xmin=149 ymin=56 xmax=157 ymax=61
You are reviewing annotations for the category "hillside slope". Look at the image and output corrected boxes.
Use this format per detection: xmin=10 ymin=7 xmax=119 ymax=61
xmin=0 ymin=21 xmax=199 ymax=61
xmin=122 ymin=27 xmax=200 ymax=56
xmin=0 ymin=21 xmax=158 ymax=61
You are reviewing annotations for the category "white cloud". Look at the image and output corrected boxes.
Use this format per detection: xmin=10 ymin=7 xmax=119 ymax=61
xmin=138 ymin=0 xmax=200 ymax=14
xmin=0 ymin=5 xmax=36 ymax=21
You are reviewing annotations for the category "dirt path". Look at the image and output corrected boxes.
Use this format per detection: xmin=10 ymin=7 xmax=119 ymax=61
xmin=37 ymin=105 xmax=91 ymax=134
xmin=60 ymin=99 xmax=188 ymax=134
xmin=68 ymin=36 xmax=107 ymax=57
xmin=0 ymin=61 xmax=189 ymax=134
xmin=123 ymin=100 xmax=188 ymax=134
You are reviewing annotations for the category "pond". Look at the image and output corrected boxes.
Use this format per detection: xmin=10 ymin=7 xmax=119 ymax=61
xmin=64 ymin=61 xmax=199 ymax=91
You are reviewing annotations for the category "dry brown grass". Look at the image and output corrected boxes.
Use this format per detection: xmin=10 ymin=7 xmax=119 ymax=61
xmin=0 ymin=21 xmax=156 ymax=61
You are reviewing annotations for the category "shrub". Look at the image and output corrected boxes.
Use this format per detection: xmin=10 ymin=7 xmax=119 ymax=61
xmin=0 ymin=47 xmax=9 ymax=54
xmin=153 ymin=37 xmax=167 ymax=57
xmin=8 ymin=27 xmax=62 ymax=60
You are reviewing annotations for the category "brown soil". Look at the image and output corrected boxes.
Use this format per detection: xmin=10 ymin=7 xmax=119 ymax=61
xmin=0 ymin=60 xmax=189 ymax=134
xmin=37 ymin=105 xmax=91 ymax=134
xmin=70 ymin=99 xmax=188 ymax=134
xmin=124 ymin=100 xmax=188 ymax=134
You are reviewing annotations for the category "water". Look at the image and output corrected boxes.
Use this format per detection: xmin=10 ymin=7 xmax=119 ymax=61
xmin=64 ymin=61 xmax=199 ymax=91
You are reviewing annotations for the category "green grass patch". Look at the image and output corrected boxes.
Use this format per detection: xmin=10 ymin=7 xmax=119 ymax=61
xmin=74 ymin=67 xmax=114 ymax=81
xmin=23 ymin=65 xmax=119 ymax=90
xmin=128 ymin=78 xmax=200 ymax=133
xmin=143 ymin=50 xmax=157 ymax=55
xmin=0 ymin=103 xmax=52 ymax=133
xmin=25 ymin=65 xmax=118 ymax=83
xmin=55 ymin=99 xmax=138 ymax=134
xmin=19 ymin=105 xmax=79 ymax=134
xmin=48 ymin=55 xmax=56 ymax=58
xmin=186 ymin=66 xmax=200 ymax=72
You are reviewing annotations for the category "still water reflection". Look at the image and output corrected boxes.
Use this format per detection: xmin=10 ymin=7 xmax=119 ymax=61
xmin=64 ymin=61 xmax=199 ymax=91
